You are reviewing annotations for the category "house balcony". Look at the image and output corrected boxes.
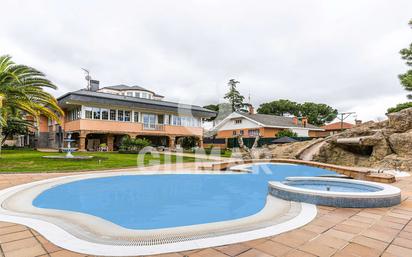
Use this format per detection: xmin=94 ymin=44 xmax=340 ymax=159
xmin=63 ymin=119 xmax=203 ymax=137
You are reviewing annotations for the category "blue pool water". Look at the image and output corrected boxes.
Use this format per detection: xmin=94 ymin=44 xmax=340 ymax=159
xmin=285 ymin=181 xmax=381 ymax=193
xmin=33 ymin=164 xmax=336 ymax=230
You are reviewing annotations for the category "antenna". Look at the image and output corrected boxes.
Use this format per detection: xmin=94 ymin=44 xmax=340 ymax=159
xmin=337 ymin=112 xmax=356 ymax=131
xmin=81 ymin=68 xmax=91 ymax=90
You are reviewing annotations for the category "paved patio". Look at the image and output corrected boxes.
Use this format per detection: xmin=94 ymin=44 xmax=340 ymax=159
xmin=0 ymin=163 xmax=411 ymax=257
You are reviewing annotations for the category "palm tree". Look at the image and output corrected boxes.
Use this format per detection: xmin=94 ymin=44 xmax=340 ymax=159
xmin=0 ymin=55 xmax=63 ymax=155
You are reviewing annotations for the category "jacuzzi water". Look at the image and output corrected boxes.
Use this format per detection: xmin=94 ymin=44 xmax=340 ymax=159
xmin=284 ymin=181 xmax=381 ymax=193
xmin=33 ymin=164 xmax=336 ymax=230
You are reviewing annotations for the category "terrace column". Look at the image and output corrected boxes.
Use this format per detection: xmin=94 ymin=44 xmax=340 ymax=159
xmin=107 ymin=134 xmax=114 ymax=151
xmin=78 ymin=136 xmax=86 ymax=152
xmin=128 ymin=133 xmax=138 ymax=138
xmin=168 ymin=136 xmax=176 ymax=149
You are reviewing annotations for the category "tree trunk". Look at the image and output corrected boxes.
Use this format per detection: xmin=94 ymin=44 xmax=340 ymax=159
xmin=1 ymin=131 xmax=8 ymax=145
xmin=251 ymin=135 xmax=260 ymax=149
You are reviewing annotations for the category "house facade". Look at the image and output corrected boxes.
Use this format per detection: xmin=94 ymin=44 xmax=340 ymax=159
xmin=36 ymin=81 xmax=216 ymax=151
xmin=311 ymin=121 xmax=355 ymax=137
xmin=210 ymin=112 xmax=324 ymax=145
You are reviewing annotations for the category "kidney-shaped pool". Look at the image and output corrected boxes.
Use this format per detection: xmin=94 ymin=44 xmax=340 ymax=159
xmin=32 ymin=164 xmax=336 ymax=229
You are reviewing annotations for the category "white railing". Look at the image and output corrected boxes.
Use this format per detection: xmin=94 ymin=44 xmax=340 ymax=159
xmin=143 ymin=123 xmax=165 ymax=131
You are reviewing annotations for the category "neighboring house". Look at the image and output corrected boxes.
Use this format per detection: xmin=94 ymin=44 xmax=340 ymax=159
xmin=34 ymin=80 xmax=216 ymax=151
xmin=211 ymin=112 xmax=324 ymax=143
xmin=312 ymin=122 xmax=355 ymax=137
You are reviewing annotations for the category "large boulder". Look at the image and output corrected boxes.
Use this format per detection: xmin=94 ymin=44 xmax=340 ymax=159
xmin=387 ymin=107 xmax=412 ymax=132
xmin=366 ymin=131 xmax=392 ymax=161
xmin=378 ymin=154 xmax=412 ymax=172
xmin=389 ymin=129 xmax=412 ymax=157
xmin=313 ymin=142 xmax=371 ymax=167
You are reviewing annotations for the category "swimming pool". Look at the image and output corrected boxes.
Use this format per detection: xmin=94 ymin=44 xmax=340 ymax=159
xmin=33 ymin=164 xmax=337 ymax=230
xmin=0 ymin=163 xmax=336 ymax=255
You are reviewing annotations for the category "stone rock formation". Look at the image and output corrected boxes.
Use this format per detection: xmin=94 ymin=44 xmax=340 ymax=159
xmin=256 ymin=107 xmax=412 ymax=171
xmin=313 ymin=107 xmax=412 ymax=171
xmin=389 ymin=130 xmax=412 ymax=157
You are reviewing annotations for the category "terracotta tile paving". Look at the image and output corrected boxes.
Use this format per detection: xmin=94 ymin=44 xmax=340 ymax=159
xmin=0 ymin=163 xmax=411 ymax=256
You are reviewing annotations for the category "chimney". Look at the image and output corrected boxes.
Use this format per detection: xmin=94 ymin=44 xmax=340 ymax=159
xmin=292 ymin=116 xmax=298 ymax=125
xmin=301 ymin=117 xmax=308 ymax=127
xmin=248 ymin=104 xmax=255 ymax=114
xmin=90 ymin=80 xmax=100 ymax=92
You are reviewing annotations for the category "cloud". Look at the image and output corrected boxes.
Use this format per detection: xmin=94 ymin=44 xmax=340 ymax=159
xmin=1 ymin=0 xmax=412 ymax=121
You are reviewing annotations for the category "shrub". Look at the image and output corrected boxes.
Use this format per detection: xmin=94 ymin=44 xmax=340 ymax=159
xmin=119 ymin=137 xmax=151 ymax=153
xmin=387 ymin=102 xmax=412 ymax=114
xmin=276 ymin=129 xmax=298 ymax=138
xmin=179 ymin=137 xmax=197 ymax=149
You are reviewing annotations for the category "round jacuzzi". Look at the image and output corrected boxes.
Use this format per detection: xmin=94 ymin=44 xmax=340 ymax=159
xmin=269 ymin=177 xmax=401 ymax=208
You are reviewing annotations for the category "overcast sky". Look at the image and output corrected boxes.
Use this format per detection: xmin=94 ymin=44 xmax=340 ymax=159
xmin=2 ymin=0 xmax=412 ymax=122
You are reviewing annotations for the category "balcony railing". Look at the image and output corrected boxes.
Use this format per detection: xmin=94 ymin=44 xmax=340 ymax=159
xmin=143 ymin=123 xmax=165 ymax=131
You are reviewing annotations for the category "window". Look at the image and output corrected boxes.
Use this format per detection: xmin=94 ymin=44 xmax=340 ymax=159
xmin=157 ymin=114 xmax=164 ymax=124
xmin=142 ymin=92 xmax=148 ymax=99
xmin=124 ymin=111 xmax=131 ymax=122
xmin=234 ymin=119 xmax=242 ymax=124
xmin=134 ymin=112 xmax=139 ymax=122
xmin=67 ymin=107 xmax=81 ymax=121
xmin=240 ymin=130 xmax=244 ymax=135
xmin=93 ymin=108 xmax=101 ymax=119
xmin=110 ymin=109 xmax=116 ymax=121
xmin=143 ymin=113 xmax=156 ymax=128
xmin=117 ymin=110 xmax=124 ymax=121
xmin=232 ymin=130 xmax=237 ymax=136
xmin=248 ymin=129 xmax=260 ymax=136
xmin=85 ymin=107 xmax=93 ymax=119
xmin=164 ymin=114 xmax=169 ymax=125
xmin=172 ymin=115 xmax=182 ymax=126
xmin=126 ymin=92 xmax=133 ymax=97
xmin=134 ymin=92 xmax=140 ymax=98
xmin=101 ymin=109 xmax=109 ymax=120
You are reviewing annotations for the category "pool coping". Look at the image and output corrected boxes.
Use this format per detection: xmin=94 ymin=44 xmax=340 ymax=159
xmin=0 ymin=170 xmax=317 ymax=256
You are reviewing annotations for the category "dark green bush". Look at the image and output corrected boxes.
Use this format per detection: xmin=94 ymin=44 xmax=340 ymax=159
xmin=119 ymin=137 xmax=151 ymax=153
xmin=387 ymin=102 xmax=412 ymax=113
xmin=276 ymin=129 xmax=298 ymax=138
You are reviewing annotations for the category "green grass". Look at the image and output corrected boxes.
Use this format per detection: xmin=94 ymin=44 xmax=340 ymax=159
xmin=183 ymin=149 xmax=232 ymax=158
xmin=0 ymin=149 xmax=202 ymax=173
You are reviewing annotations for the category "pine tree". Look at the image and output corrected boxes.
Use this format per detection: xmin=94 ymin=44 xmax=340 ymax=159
xmin=224 ymin=79 xmax=245 ymax=111
xmin=399 ymin=19 xmax=412 ymax=99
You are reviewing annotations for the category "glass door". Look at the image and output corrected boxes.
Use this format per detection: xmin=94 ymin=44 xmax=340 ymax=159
xmin=143 ymin=113 xmax=156 ymax=129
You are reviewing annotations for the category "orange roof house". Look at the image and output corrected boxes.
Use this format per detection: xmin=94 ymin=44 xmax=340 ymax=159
xmin=311 ymin=122 xmax=355 ymax=137
xmin=322 ymin=122 xmax=354 ymax=131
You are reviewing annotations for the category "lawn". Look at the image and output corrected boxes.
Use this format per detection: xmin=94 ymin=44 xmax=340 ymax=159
xmin=0 ymin=149 xmax=204 ymax=173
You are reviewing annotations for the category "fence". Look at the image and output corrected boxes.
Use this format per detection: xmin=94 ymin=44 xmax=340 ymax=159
xmin=203 ymin=138 xmax=226 ymax=145
xmin=227 ymin=137 xmax=313 ymax=148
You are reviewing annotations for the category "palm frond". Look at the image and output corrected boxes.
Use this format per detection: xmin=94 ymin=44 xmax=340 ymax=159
xmin=0 ymin=55 xmax=63 ymax=126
